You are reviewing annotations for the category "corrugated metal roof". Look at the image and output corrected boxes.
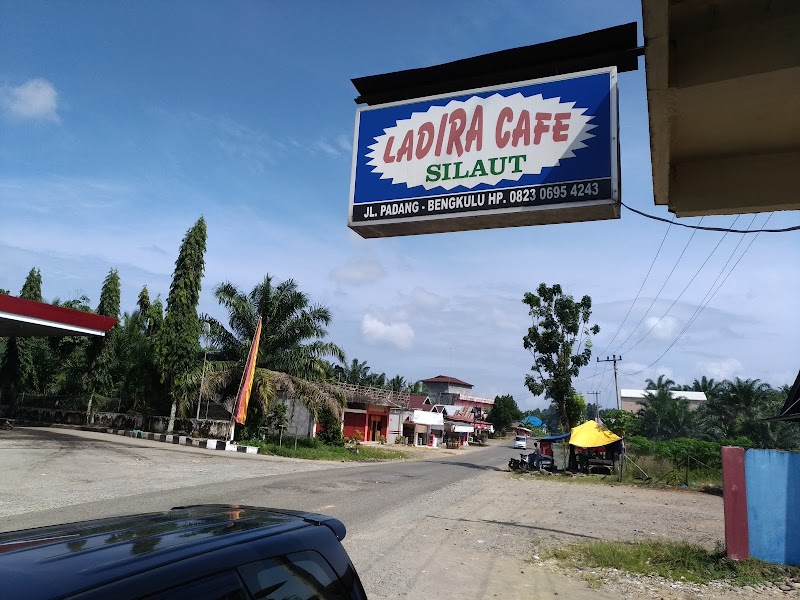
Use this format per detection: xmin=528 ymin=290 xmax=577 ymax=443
xmin=620 ymin=389 xmax=707 ymax=402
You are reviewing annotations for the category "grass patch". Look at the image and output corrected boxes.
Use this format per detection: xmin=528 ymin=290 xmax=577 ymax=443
xmin=240 ymin=438 xmax=410 ymax=461
xmin=548 ymin=540 xmax=800 ymax=586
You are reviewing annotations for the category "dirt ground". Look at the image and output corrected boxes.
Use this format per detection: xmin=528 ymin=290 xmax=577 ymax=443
xmin=349 ymin=468 xmax=784 ymax=599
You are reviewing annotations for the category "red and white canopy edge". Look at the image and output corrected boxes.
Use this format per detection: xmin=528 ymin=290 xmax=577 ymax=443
xmin=0 ymin=294 xmax=117 ymax=337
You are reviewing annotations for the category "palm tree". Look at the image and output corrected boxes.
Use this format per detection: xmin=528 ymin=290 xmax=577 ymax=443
xmin=691 ymin=376 xmax=722 ymax=399
xmin=645 ymin=374 xmax=677 ymax=391
xmin=368 ymin=372 xmax=387 ymax=388
xmin=638 ymin=388 xmax=694 ymax=440
xmin=720 ymin=377 xmax=770 ymax=426
xmin=334 ymin=358 xmax=371 ymax=385
xmin=388 ymin=375 xmax=406 ymax=392
xmin=405 ymin=380 xmax=427 ymax=395
xmin=199 ymin=276 xmax=346 ymax=427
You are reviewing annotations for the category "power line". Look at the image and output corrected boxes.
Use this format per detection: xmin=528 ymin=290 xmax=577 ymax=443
xmin=589 ymin=215 xmax=675 ymax=392
xmin=617 ymin=215 xmax=739 ymax=356
xmin=623 ymin=213 xmax=772 ymax=376
xmin=597 ymin=355 xmax=623 ymax=410
xmin=611 ymin=217 xmax=705 ymax=355
xmin=576 ymin=366 xmax=614 ymax=383
xmin=621 ymin=202 xmax=799 ymax=233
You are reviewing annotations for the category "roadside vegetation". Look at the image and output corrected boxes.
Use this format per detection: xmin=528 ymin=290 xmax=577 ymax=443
xmin=240 ymin=436 xmax=409 ymax=462
xmin=0 ymin=218 xmax=429 ymax=453
xmin=549 ymin=540 xmax=800 ymax=586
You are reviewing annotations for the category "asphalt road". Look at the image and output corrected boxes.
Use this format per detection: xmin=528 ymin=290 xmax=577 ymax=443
xmin=1 ymin=427 xmax=511 ymax=531
xmin=2 ymin=428 xmax=621 ymax=599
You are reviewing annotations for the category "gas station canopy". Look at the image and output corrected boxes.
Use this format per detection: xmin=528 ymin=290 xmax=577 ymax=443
xmin=642 ymin=0 xmax=800 ymax=217
xmin=0 ymin=294 xmax=116 ymax=337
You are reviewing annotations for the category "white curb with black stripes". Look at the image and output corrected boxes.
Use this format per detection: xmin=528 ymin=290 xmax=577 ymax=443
xmin=106 ymin=428 xmax=259 ymax=454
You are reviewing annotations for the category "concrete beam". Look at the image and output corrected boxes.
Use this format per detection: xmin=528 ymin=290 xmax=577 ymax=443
xmin=671 ymin=151 xmax=800 ymax=216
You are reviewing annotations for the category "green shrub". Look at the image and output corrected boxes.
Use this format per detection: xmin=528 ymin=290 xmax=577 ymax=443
xmin=626 ymin=436 xmax=653 ymax=456
xmin=653 ymin=438 xmax=722 ymax=470
xmin=317 ymin=407 xmax=345 ymax=446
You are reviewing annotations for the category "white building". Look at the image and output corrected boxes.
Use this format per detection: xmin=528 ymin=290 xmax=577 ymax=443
xmin=620 ymin=389 xmax=708 ymax=414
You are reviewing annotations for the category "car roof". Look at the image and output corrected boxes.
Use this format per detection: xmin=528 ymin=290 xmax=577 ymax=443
xmin=0 ymin=505 xmax=346 ymax=599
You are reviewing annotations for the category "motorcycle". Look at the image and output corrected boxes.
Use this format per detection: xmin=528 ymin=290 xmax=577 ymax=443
xmin=508 ymin=452 xmax=534 ymax=471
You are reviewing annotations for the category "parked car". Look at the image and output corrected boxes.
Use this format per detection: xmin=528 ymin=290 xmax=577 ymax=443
xmin=0 ymin=504 xmax=367 ymax=600
xmin=513 ymin=435 xmax=527 ymax=449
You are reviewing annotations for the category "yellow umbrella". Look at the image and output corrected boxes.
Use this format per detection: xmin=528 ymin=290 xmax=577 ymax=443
xmin=569 ymin=419 xmax=621 ymax=448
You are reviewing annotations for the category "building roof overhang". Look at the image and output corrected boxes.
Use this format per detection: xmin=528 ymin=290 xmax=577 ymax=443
xmin=642 ymin=0 xmax=800 ymax=217
xmin=352 ymin=23 xmax=640 ymax=106
xmin=0 ymin=294 xmax=116 ymax=337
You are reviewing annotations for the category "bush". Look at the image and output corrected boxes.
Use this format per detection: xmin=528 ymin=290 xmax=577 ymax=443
xmin=722 ymin=436 xmax=754 ymax=449
xmin=394 ymin=435 xmax=405 ymax=445
xmin=626 ymin=436 xmax=653 ymax=456
xmin=653 ymin=438 xmax=722 ymax=470
xmin=346 ymin=429 xmax=363 ymax=445
xmin=317 ymin=407 xmax=344 ymax=446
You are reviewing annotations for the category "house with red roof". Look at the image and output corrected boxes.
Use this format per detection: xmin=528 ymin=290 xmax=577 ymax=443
xmin=421 ymin=375 xmax=495 ymax=441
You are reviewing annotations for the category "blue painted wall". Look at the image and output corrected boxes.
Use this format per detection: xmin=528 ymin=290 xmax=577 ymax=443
xmin=745 ymin=449 xmax=800 ymax=565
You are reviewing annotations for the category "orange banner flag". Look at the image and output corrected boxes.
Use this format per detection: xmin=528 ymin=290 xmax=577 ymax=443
xmin=234 ymin=316 xmax=262 ymax=425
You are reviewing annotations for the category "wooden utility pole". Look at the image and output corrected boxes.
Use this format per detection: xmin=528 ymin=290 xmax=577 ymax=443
xmin=597 ymin=355 xmax=623 ymax=410
xmin=587 ymin=391 xmax=601 ymax=420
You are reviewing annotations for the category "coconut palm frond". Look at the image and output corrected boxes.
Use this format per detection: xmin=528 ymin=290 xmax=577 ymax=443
xmin=214 ymin=281 xmax=258 ymax=341
xmin=264 ymin=370 xmax=345 ymax=419
xmin=199 ymin=314 xmax=241 ymax=359
xmin=251 ymin=367 xmax=278 ymax=412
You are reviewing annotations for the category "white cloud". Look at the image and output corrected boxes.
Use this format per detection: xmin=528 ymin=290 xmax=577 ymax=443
xmin=697 ymin=358 xmax=744 ymax=381
xmin=406 ymin=286 xmax=445 ymax=311
xmin=329 ymin=258 xmax=384 ymax=285
xmin=311 ymin=138 xmax=340 ymax=157
xmin=361 ymin=313 xmax=414 ymax=350
xmin=0 ymin=78 xmax=60 ymax=122
xmin=336 ymin=133 xmax=353 ymax=153
xmin=644 ymin=315 xmax=680 ymax=340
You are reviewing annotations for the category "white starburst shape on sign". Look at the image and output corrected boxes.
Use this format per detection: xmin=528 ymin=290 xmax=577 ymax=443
xmin=365 ymin=93 xmax=596 ymax=190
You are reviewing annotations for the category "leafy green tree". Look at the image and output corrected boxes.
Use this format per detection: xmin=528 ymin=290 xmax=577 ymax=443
xmin=46 ymin=295 xmax=93 ymax=397
xmin=522 ymin=283 xmax=599 ymax=431
xmin=317 ymin=406 xmax=345 ymax=446
xmin=488 ymin=394 xmax=522 ymax=434
xmin=523 ymin=405 xmax=561 ymax=432
xmin=599 ymin=408 xmax=638 ymax=437
xmin=111 ymin=296 xmax=164 ymax=415
xmin=84 ymin=269 xmax=121 ymax=397
xmin=200 ymin=275 xmax=346 ymax=437
xmin=19 ymin=268 xmax=43 ymax=302
xmin=568 ymin=392 xmax=587 ymax=427
xmin=161 ymin=217 xmax=207 ymax=423
xmin=0 ymin=268 xmax=52 ymax=400
xmin=266 ymin=402 xmax=289 ymax=440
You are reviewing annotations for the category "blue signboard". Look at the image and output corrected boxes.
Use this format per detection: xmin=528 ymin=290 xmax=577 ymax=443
xmin=348 ymin=67 xmax=619 ymax=237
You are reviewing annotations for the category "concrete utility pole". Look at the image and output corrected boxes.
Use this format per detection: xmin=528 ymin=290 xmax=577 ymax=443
xmin=597 ymin=355 xmax=623 ymax=411
xmin=588 ymin=391 xmax=601 ymax=421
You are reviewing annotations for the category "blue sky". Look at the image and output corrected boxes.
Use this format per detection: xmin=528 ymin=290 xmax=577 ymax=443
xmin=1 ymin=1 xmax=798 ymax=410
